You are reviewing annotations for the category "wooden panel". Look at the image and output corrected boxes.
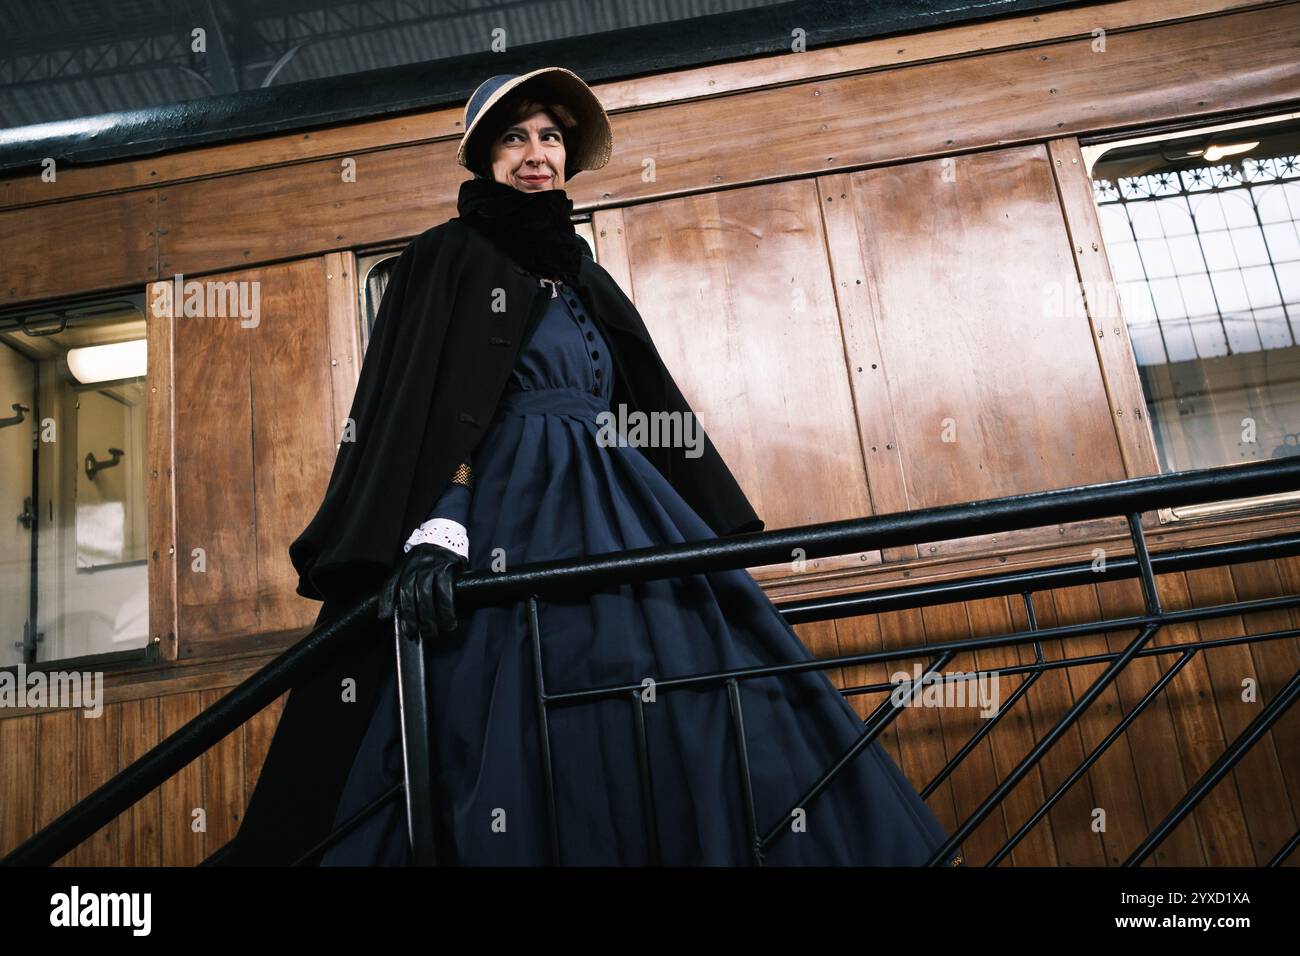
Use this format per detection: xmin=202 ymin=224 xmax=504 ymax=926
xmin=172 ymin=259 xmax=332 ymax=650
xmin=324 ymin=250 xmax=363 ymax=428
xmin=118 ymin=697 xmax=162 ymax=866
xmin=875 ymin=606 xmax=964 ymax=851
xmin=248 ymin=260 xmax=338 ymax=635
xmin=157 ymin=143 xmax=455 ymax=279
xmin=1094 ymin=577 xmax=1205 ymax=865
xmin=0 ymin=714 xmax=36 ymax=858
xmin=73 ymin=701 xmax=121 ymax=865
xmin=1050 ymin=583 xmax=1157 ymax=865
xmin=818 ymin=172 xmax=915 ymax=557
xmin=967 ymin=594 xmax=1060 ymax=866
xmin=0 ymin=0 xmax=1276 ymax=208
xmin=603 ymin=179 xmax=874 ymax=536
xmin=146 ymin=280 xmax=179 ymax=661
xmin=0 ymin=190 xmax=157 ymax=305
xmin=172 ymin=273 xmax=257 ymax=642
xmin=1276 ymin=553 xmax=1300 ymax=697
xmin=199 ymin=687 xmax=245 ymax=856
xmin=158 ymin=692 xmax=205 ymax=865
xmin=33 ymin=709 xmax=79 ymax=866
xmin=1006 ymin=590 xmax=1110 ymax=865
xmin=1099 ymin=574 xmax=1246 ymax=865
xmin=1049 ymin=137 xmax=1162 ymax=480
xmin=599 ymin=200 xmax=865 ymax=582
xmin=849 ymin=145 xmax=1128 ymax=511
xmin=916 ymin=600 xmax=1017 ymax=863
xmin=1153 ymin=572 xmax=1257 ymax=864
xmin=1228 ymin=559 xmax=1300 ymax=831
xmin=0 ymin=683 xmax=293 ymax=865
xmin=827 ymin=614 xmax=902 ymax=745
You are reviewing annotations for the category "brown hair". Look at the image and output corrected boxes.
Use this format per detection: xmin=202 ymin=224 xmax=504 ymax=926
xmin=472 ymin=94 xmax=579 ymax=174
xmin=499 ymin=95 xmax=577 ymax=132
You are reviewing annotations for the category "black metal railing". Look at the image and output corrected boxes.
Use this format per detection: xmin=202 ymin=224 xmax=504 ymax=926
xmin=5 ymin=456 xmax=1300 ymax=867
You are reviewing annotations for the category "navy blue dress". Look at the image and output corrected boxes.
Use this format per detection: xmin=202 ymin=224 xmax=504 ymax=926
xmin=321 ymin=277 xmax=958 ymax=866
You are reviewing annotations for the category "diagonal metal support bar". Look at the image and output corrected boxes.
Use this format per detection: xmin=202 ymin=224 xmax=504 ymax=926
xmin=921 ymin=591 xmax=1046 ymax=799
xmin=921 ymin=667 xmax=1045 ymax=801
xmin=1124 ymin=669 xmax=1300 ymax=867
xmin=1266 ymin=830 xmax=1299 ymax=867
xmin=987 ymin=647 xmax=1198 ymax=867
xmin=289 ymin=783 xmax=404 ymax=868
xmin=758 ymin=653 xmax=955 ymax=854
xmin=923 ymin=622 xmax=1163 ymax=865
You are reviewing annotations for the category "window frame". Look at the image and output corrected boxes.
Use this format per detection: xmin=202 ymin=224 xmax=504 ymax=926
xmin=1076 ymin=112 xmax=1300 ymax=527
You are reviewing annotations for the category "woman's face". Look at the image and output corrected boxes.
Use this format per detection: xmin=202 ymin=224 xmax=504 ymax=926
xmin=488 ymin=109 xmax=567 ymax=192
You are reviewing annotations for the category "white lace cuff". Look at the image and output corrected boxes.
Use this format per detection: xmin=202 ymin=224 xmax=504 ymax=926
xmin=403 ymin=518 xmax=468 ymax=560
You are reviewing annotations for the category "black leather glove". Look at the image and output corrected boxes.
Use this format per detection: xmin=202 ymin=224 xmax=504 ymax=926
xmin=378 ymin=543 xmax=468 ymax=642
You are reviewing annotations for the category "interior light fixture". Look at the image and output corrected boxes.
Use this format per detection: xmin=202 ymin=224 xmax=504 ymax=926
xmin=1202 ymin=140 xmax=1260 ymax=162
xmin=65 ymin=339 xmax=147 ymax=384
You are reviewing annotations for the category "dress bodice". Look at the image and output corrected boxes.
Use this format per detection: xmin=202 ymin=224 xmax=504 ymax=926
xmin=503 ymin=278 xmax=614 ymax=402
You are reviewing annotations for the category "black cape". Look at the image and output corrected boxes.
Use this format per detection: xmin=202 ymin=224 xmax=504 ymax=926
xmin=218 ymin=215 xmax=763 ymax=865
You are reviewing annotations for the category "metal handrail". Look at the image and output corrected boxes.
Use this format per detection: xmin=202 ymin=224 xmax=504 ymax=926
xmin=4 ymin=455 xmax=1299 ymax=867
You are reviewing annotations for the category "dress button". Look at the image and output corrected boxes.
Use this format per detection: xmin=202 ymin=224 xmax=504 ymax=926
xmin=594 ymin=369 xmax=602 ymax=378
xmin=577 ymin=315 xmax=586 ymax=323
xmin=585 ymin=331 xmax=594 ymax=340
xmin=591 ymin=350 xmax=599 ymax=359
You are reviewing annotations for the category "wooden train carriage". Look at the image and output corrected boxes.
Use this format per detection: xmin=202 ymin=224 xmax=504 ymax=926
xmin=1 ymin=0 xmax=1298 ymax=867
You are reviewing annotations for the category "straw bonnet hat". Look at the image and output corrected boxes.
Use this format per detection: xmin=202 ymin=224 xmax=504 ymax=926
xmin=457 ymin=67 xmax=613 ymax=182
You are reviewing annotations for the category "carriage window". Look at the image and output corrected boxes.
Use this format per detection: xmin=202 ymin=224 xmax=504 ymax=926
xmin=0 ymin=297 xmax=150 ymax=669
xmin=358 ymin=250 xmax=401 ymax=354
xmin=1087 ymin=115 xmax=1300 ymax=519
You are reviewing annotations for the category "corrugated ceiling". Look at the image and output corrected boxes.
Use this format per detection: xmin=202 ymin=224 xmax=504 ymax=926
xmin=0 ymin=0 xmax=786 ymax=126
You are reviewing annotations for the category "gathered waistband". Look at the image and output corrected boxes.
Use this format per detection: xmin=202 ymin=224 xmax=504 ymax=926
xmin=494 ymin=387 xmax=612 ymax=421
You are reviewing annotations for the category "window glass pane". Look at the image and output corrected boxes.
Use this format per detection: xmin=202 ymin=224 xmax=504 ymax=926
xmin=1157 ymin=198 xmax=1196 ymax=238
xmin=1166 ymin=233 xmax=1202 ymax=273
xmin=1199 ymin=229 xmax=1237 ymax=271
xmin=1139 ymin=237 xmax=1178 ymax=279
xmin=0 ymin=299 xmax=149 ymax=667
xmin=1106 ymin=239 xmax=1146 ymax=283
xmin=1262 ymin=220 xmax=1300 ymax=261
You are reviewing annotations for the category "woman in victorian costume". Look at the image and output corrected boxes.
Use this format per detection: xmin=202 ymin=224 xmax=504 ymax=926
xmin=222 ymin=67 xmax=960 ymax=867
